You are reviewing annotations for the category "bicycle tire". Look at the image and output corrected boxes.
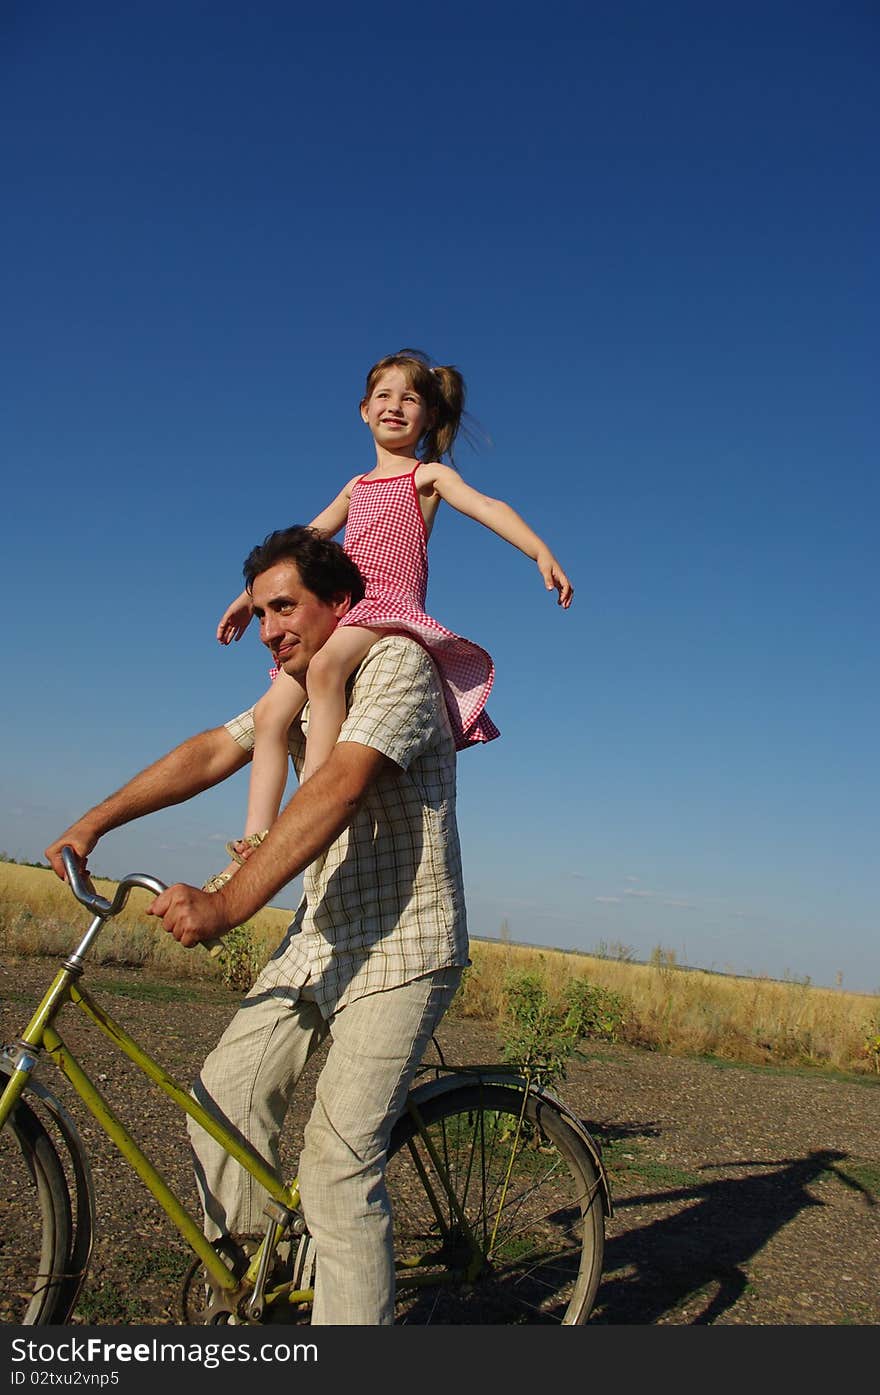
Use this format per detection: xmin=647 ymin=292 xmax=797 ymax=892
xmin=385 ymin=1080 xmax=605 ymax=1324
xmin=0 ymin=1098 xmax=74 ymax=1324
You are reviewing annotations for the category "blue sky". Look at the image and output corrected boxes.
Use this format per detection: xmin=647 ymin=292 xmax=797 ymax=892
xmin=3 ymin=3 xmax=877 ymax=992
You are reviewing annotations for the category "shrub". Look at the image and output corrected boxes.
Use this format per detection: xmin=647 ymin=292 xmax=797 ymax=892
xmin=498 ymin=970 xmax=626 ymax=1090
xmin=560 ymin=977 xmax=627 ymax=1043
xmin=216 ymin=924 xmax=263 ymax=992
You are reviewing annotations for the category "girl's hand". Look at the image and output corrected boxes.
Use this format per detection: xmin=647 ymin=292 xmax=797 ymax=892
xmin=537 ymin=552 xmax=574 ymax=608
xmin=217 ymin=592 xmax=254 ymax=644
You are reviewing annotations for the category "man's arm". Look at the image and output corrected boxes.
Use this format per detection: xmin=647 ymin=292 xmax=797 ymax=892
xmin=147 ymin=739 xmax=393 ymax=947
xmin=45 ymin=726 xmax=251 ymax=880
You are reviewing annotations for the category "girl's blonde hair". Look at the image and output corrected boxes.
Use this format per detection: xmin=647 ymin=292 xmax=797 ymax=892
xmin=361 ymin=348 xmax=465 ymax=462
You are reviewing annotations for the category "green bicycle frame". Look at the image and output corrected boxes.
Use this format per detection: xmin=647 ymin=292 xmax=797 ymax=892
xmin=0 ymin=962 xmax=301 ymax=1296
xmin=2 ymin=859 xmax=554 ymax=1318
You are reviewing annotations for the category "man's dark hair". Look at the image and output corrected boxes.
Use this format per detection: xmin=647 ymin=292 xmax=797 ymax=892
xmin=243 ymin=526 xmax=366 ymax=605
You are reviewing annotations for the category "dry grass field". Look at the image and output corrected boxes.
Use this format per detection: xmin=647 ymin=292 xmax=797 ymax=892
xmin=0 ymin=860 xmax=288 ymax=980
xmin=2 ymin=860 xmax=878 ymax=1076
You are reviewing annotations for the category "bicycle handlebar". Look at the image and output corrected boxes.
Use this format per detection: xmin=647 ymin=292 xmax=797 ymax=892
xmin=60 ymin=845 xmax=224 ymax=959
xmin=61 ymin=845 xmax=167 ymax=919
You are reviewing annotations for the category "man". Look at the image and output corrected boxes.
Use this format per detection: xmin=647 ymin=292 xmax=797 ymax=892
xmin=46 ymin=526 xmax=468 ymax=1325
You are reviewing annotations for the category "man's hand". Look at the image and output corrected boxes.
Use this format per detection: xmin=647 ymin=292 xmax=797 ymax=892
xmin=147 ymin=884 xmax=231 ymax=948
xmin=45 ymin=823 xmax=100 ymax=882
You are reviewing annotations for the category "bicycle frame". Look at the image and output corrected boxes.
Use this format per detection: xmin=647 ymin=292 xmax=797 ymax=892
xmin=0 ymin=961 xmax=302 ymax=1298
xmin=2 ymin=851 xmax=612 ymax=1324
xmin=0 ymin=851 xmax=315 ymax=1306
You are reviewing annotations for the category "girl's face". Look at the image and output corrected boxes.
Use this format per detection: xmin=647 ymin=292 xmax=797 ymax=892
xmin=361 ymin=367 xmax=433 ymax=455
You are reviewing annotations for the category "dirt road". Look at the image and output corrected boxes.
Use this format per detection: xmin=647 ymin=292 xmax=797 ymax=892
xmin=3 ymin=958 xmax=878 ymax=1325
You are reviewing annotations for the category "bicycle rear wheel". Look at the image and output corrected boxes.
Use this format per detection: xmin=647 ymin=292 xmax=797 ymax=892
xmin=386 ymin=1081 xmax=605 ymax=1324
xmin=0 ymin=1098 xmax=74 ymax=1323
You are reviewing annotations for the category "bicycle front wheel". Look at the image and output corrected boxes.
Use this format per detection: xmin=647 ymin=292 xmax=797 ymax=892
xmin=386 ymin=1081 xmax=605 ymax=1324
xmin=0 ymin=1097 xmax=74 ymax=1323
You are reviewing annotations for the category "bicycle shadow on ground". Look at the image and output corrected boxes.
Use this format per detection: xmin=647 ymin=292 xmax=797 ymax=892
xmin=591 ymin=1148 xmax=873 ymax=1324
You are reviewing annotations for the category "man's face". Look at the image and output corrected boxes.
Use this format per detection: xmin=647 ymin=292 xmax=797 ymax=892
xmin=250 ymin=560 xmax=348 ymax=682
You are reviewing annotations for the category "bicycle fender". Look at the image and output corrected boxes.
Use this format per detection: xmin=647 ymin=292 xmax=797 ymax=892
xmin=405 ymin=1071 xmax=613 ymax=1217
xmin=1 ymin=1053 xmax=96 ymax=1314
xmin=530 ymin=1080 xmax=614 ymax=1218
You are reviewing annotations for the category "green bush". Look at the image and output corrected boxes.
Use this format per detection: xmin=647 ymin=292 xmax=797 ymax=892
xmin=216 ymin=924 xmax=263 ymax=992
xmin=560 ymin=977 xmax=627 ymax=1043
xmin=499 ymin=970 xmax=627 ymax=1090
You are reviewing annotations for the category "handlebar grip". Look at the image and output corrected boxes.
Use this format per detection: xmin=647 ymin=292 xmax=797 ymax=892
xmin=61 ymin=847 xmax=112 ymax=915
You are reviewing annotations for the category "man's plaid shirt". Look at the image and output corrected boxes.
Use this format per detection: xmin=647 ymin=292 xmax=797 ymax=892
xmin=224 ymin=636 xmax=469 ymax=1016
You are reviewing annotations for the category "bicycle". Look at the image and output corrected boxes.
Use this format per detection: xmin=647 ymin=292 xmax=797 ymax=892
xmin=0 ymin=848 xmax=611 ymax=1326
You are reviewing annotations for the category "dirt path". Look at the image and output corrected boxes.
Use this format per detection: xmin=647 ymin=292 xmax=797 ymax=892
xmin=3 ymin=957 xmax=879 ymax=1326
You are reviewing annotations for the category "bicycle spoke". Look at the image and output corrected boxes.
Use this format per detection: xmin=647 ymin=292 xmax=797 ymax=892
xmin=387 ymin=1083 xmax=604 ymax=1324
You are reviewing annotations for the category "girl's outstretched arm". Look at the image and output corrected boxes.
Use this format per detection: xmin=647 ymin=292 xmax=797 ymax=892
xmin=419 ymin=463 xmax=574 ymax=607
xmin=307 ymin=476 xmax=360 ymax=536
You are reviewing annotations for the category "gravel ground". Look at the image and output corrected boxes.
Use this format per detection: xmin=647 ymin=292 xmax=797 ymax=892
xmin=3 ymin=956 xmax=879 ymax=1326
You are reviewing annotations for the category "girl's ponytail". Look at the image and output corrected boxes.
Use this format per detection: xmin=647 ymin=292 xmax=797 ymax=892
xmin=423 ymin=362 xmax=465 ymax=463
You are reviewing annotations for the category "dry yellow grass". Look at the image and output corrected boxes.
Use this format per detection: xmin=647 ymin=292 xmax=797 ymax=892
xmin=0 ymin=862 xmax=289 ymax=982
xmin=2 ymin=862 xmax=878 ymax=1074
xmin=462 ymin=939 xmax=880 ymax=1074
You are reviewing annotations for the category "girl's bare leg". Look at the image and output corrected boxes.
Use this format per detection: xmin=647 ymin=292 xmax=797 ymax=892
xmin=208 ymin=671 xmax=307 ymax=883
xmin=245 ymin=669 xmax=308 ymax=834
xmin=301 ymin=626 xmax=382 ymax=782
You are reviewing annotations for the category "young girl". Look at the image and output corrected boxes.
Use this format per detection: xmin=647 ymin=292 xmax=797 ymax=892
xmin=209 ymin=349 xmax=572 ymax=887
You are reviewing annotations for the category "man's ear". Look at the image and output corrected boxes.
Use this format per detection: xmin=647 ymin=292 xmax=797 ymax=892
xmin=332 ymin=591 xmax=353 ymax=619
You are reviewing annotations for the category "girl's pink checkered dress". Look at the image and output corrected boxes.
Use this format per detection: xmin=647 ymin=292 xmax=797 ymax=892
xmin=335 ymin=466 xmax=499 ymax=750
